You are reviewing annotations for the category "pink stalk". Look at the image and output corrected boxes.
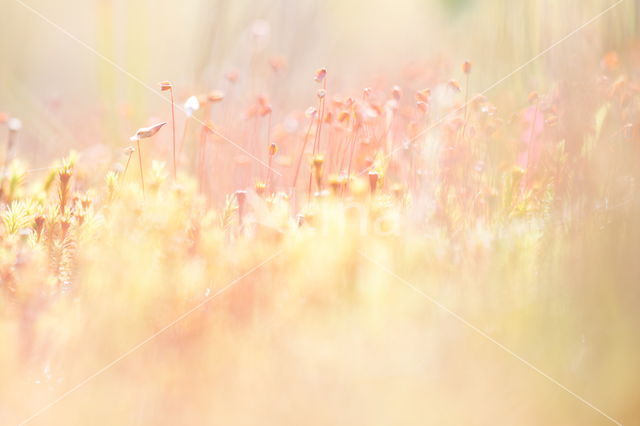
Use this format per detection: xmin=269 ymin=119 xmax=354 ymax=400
xmin=292 ymin=112 xmax=315 ymax=189
xmin=170 ymin=88 xmax=177 ymax=179
xmin=137 ymin=139 xmax=145 ymax=197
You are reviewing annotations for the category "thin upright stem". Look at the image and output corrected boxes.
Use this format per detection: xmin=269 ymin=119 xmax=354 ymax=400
xmin=170 ymin=88 xmax=177 ymax=180
xmin=267 ymin=155 xmax=274 ymax=192
xmin=308 ymin=89 xmax=327 ymax=202
xmin=307 ymin=165 xmax=314 ymax=202
xmin=123 ymin=151 xmax=133 ymax=182
xmin=266 ymin=113 xmax=273 ymax=192
xmin=461 ymin=73 xmax=470 ymax=141
xmin=347 ymin=127 xmax=359 ymax=182
xmin=315 ymin=78 xmax=327 ymax=153
xmin=137 ymin=139 xmax=145 ymax=198
xmin=311 ymin=100 xmax=323 ymax=156
xmin=292 ymin=116 xmax=314 ymax=189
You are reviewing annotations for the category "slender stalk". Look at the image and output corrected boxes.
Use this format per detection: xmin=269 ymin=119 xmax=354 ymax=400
xmin=292 ymin=115 xmax=314 ymax=189
xmin=337 ymin=123 xmax=353 ymax=173
xmin=111 ymin=150 xmax=135 ymax=202
xmin=122 ymin=150 xmax=133 ymax=182
xmin=461 ymin=72 xmax=470 ymax=141
xmin=346 ymin=127 xmax=359 ymax=182
xmin=137 ymin=139 xmax=145 ymax=197
xmin=307 ymin=164 xmax=314 ymax=202
xmin=308 ymin=94 xmax=326 ymax=202
xmin=265 ymin=112 xmax=273 ymax=190
xmin=266 ymin=155 xmax=274 ymax=191
xmin=315 ymin=78 xmax=327 ymax=153
xmin=170 ymin=88 xmax=177 ymax=180
xmin=311 ymin=100 xmax=323 ymax=156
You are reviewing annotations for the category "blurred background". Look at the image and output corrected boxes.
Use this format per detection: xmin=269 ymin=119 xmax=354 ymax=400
xmin=1 ymin=0 xmax=638 ymax=167
xmin=3 ymin=2 xmax=640 ymax=425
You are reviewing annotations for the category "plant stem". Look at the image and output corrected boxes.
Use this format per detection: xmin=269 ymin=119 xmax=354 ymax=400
xmin=123 ymin=151 xmax=133 ymax=182
xmin=461 ymin=73 xmax=470 ymax=141
xmin=170 ymin=88 xmax=177 ymax=180
xmin=266 ymin=112 xmax=273 ymax=191
xmin=315 ymin=78 xmax=327 ymax=153
xmin=347 ymin=127 xmax=359 ymax=182
xmin=267 ymin=155 xmax=274 ymax=192
xmin=292 ymin=115 xmax=314 ymax=189
xmin=137 ymin=139 xmax=145 ymax=198
xmin=307 ymin=165 xmax=314 ymax=202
